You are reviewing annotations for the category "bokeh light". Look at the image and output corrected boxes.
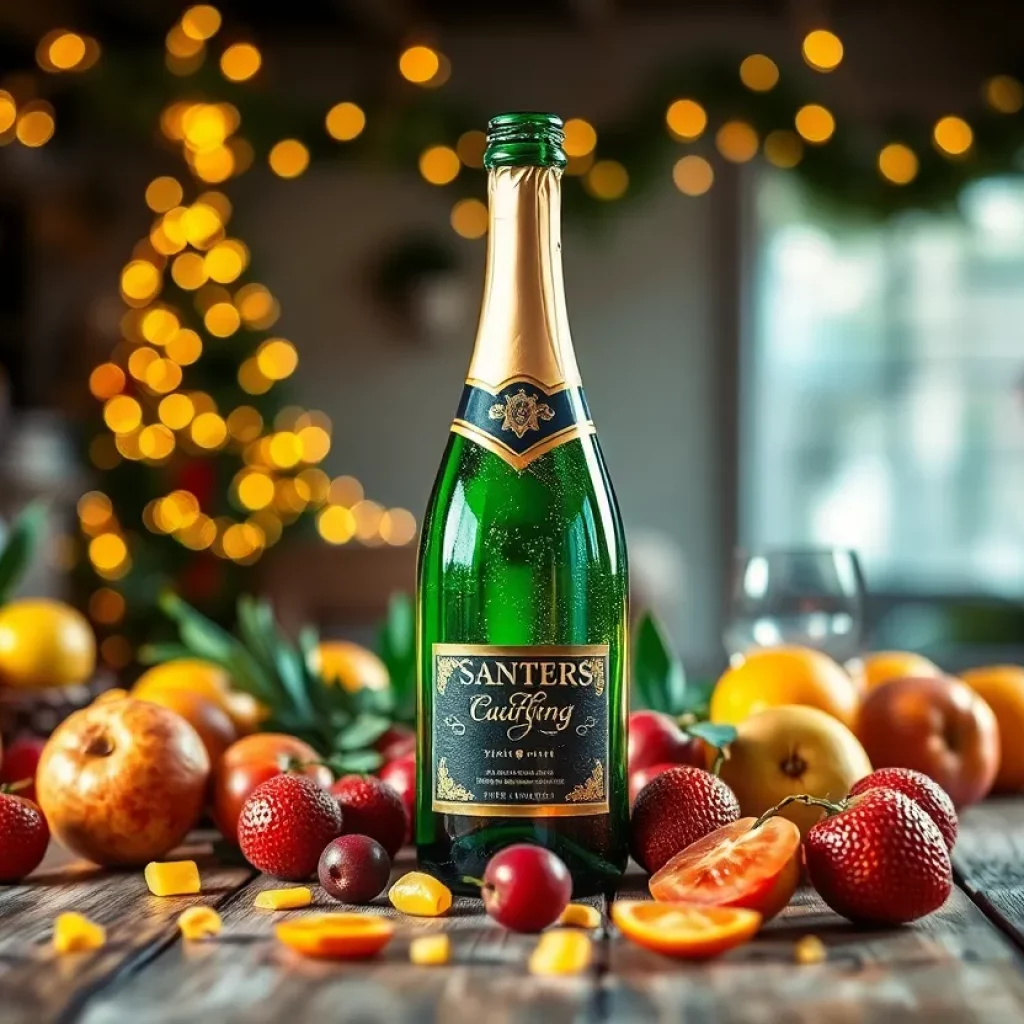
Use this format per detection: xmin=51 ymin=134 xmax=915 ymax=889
xmin=89 ymin=533 xmax=128 ymax=573
xmin=128 ymin=347 xmax=159 ymax=381
xmin=584 ymin=160 xmax=629 ymax=200
xmin=227 ymin=406 xmax=263 ymax=442
xmin=139 ymin=424 xmax=176 ymax=460
xmin=48 ymin=32 xmax=87 ymax=71
xmin=103 ymin=395 xmax=142 ymax=433
xmin=89 ymin=363 xmax=126 ymax=400
xmin=146 ymin=176 xmax=184 ymax=214
xmin=399 ymin=45 xmax=440 ymax=84
xmin=89 ymin=588 xmax=125 ymax=626
xmin=204 ymin=241 xmax=244 ymax=282
xmin=220 ymin=42 xmax=261 ymax=82
xmin=878 ymin=143 xmax=918 ymax=185
xmin=326 ymin=102 xmax=366 ymax=141
xmin=0 ymin=92 xmax=16 ymax=134
xmin=933 ymin=115 xmax=973 ymax=156
xmin=144 ymin=358 xmax=183 ymax=394
xmin=318 ymin=505 xmax=356 ymax=544
xmin=256 ymin=338 xmax=298 ymax=380
xmin=236 ymin=283 xmax=279 ymax=328
xmin=204 ymin=302 xmax=241 ymax=337
xmin=269 ymin=431 xmax=303 ymax=469
xmin=238 ymin=358 xmax=272 ymax=395
xmin=739 ymin=54 xmax=779 ymax=92
xmin=419 ymin=145 xmax=460 ymax=185
xmin=182 ymin=5 xmax=222 ymax=41
xmin=563 ymin=119 xmax=597 ymax=158
xmin=166 ymin=328 xmax=203 ymax=365
xmin=329 ymin=475 xmax=363 ymax=506
xmin=158 ymin=393 xmax=195 ymax=430
xmin=456 ymin=130 xmax=486 ymax=168
xmin=297 ymin=425 xmax=331 ymax=463
xmin=379 ymin=508 xmax=417 ymax=546
xmin=450 ymin=198 xmax=488 ymax=239
xmin=17 ymin=108 xmax=55 ymax=147
xmin=141 ymin=308 xmax=180 ymax=346
xmin=666 ymin=99 xmax=707 ymax=142
xmin=191 ymin=411 xmax=228 ymax=448
xmin=764 ymin=130 xmax=804 ymax=168
xmin=171 ymin=251 xmax=208 ymax=290
xmin=802 ymin=29 xmax=843 ymax=72
xmin=269 ymin=139 xmax=310 ymax=178
xmin=99 ymin=635 xmax=132 ymax=668
xmin=77 ymin=491 xmax=113 ymax=530
xmin=237 ymin=471 xmax=275 ymax=511
xmin=795 ymin=104 xmax=835 ymax=144
xmin=715 ymin=121 xmax=759 ymax=163
xmin=985 ymin=75 xmax=1024 ymax=114
xmin=672 ymin=155 xmax=714 ymax=196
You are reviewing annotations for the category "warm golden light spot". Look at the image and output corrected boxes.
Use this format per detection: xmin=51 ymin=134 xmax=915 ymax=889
xmin=49 ymin=33 xmax=87 ymax=71
xmin=352 ymin=500 xmax=385 ymax=543
xmin=158 ymin=393 xmax=195 ymax=430
xmin=672 ymin=155 xmax=714 ymax=196
xmin=17 ymin=108 xmax=55 ymax=147
xmin=238 ymin=358 xmax=272 ymax=395
xmin=188 ymin=391 xmax=217 ymax=416
xmin=563 ymin=119 xmax=597 ymax=157
xmin=297 ymin=468 xmax=330 ymax=505
xmin=297 ymin=425 xmax=330 ymax=463
xmin=456 ymin=129 xmax=486 ymax=168
xmin=89 ymin=533 xmax=128 ymax=572
xmin=227 ymin=405 xmax=263 ymax=442
xmin=146 ymin=177 xmax=183 ymax=214
xmin=128 ymin=346 xmax=160 ymax=381
xmin=379 ymin=508 xmax=417 ymax=546
xmin=236 ymin=284 xmax=279 ymax=328
xmin=256 ymin=339 xmax=298 ymax=380
xmin=181 ymin=203 xmax=223 ymax=249
xmin=739 ymin=54 xmax=779 ymax=92
xmin=160 ymin=491 xmax=201 ymax=532
xmin=325 ymin=102 xmax=366 ymax=141
xmin=220 ymin=42 xmax=261 ymax=82
xmin=100 ymin=635 xmax=132 ymax=668
xmin=933 ymin=115 xmax=973 ymax=156
xmin=194 ymin=283 xmax=230 ymax=313
xmin=197 ymin=190 xmax=232 ymax=222
xmin=182 ymin=5 xmax=222 ymax=41
xmin=192 ymin=145 xmax=235 ymax=183
xmin=222 ymin=522 xmax=263 ymax=562
xmin=89 ymin=363 xmax=126 ymax=400
xmin=178 ymin=514 xmax=216 ymax=550
xmin=450 ymin=198 xmax=488 ymax=239
xmin=715 ymin=121 xmax=758 ymax=163
xmin=878 ymin=143 xmax=918 ymax=185
xmin=666 ymin=99 xmax=707 ymax=142
xmin=139 ymin=424 xmax=175 ymax=460
xmin=802 ymin=29 xmax=843 ymax=72
xmin=150 ymin=221 xmax=184 ymax=258
xmin=419 ymin=145 xmax=460 ymax=185
xmin=269 ymin=139 xmax=309 ymax=178
xmin=204 ymin=302 xmax=241 ymax=337
xmin=204 ymin=242 xmax=244 ymax=283
xmin=317 ymin=505 xmax=356 ymax=544
xmin=191 ymin=412 xmax=228 ymax=449
xmin=89 ymin=435 xmax=120 ymax=470
xmin=329 ymin=475 xmax=363 ymax=507
xmin=141 ymin=308 xmax=180 ymax=346
xmin=584 ymin=160 xmax=629 ymax=200
xmin=0 ymin=91 xmax=16 ymax=134
xmin=985 ymin=75 xmax=1024 ymax=114
xmin=145 ymin=358 xmax=183 ymax=395
xmin=77 ymin=491 xmax=113 ymax=530
xmin=764 ymin=130 xmax=804 ymax=168
xmin=399 ymin=45 xmax=440 ymax=84
xmin=89 ymin=588 xmax=125 ymax=626
xmin=794 ymin=104 xmax=835 ymax=144
xmin=166 ymin=328 xmax=203 ymax=365
xmin=171 ymin=252 xmax=207 ymax=291
xmin=269 ymin=432 xmax=303 ymax=469
xmin=166 ymin=49 xmax=204 ymax=77
xmin=227 ymin=136 xmax=254 ymax=174
xmin=166 ymin=24 xmax=204 ymax=58
xmin=103 ymin=395 xmax=142 ymax=434
xmin=115 ymin=430 xmax=143 ymax=461
xmin=565 ymin=153 xmax=594 ymax=177
xmin=237 ymin=471 xmax=275 ymax=511
xmin=274 ymin=478 xmax=307 ymax=515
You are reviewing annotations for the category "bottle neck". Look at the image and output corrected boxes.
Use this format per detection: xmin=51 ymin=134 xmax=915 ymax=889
xmin=467 ymin=165 xmax=580 ymax=391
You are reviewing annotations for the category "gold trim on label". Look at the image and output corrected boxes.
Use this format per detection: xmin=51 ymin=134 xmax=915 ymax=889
xmin=433 ymin=800 xmax=610 ymax=818
xmin=433 ymin=643 xmax=610 ymax=657
xmin=464 ymin=375 xmax=571 ymax=397
xmin=451 ymin=420 xmax=595 ymax=471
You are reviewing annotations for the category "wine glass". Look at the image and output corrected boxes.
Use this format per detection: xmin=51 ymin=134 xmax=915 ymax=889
xmin=724 ymin=548 xmax=865 ymax=665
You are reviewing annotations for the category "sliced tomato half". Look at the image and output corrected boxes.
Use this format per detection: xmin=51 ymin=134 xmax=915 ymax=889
xmin=648 ymin=816 xmax=801 ymax=921
xmin=612 ymin=900 xmax=761 ymax=959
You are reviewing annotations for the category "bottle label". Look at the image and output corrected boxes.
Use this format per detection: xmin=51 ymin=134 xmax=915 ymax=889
xmin=451 ymin=377 xmax=594 ymax=471
xmin=431 ymin=644 xmax=610 ymax=817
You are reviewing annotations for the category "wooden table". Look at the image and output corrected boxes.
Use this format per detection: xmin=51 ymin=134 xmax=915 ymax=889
xmin=4 ymin=800 xmax=1024 ymax=1023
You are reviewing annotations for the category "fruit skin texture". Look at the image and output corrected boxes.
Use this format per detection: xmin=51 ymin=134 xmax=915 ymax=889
xmin=711 ymin=646 xmax=860 ymax=729
xmin=37 ymin=697 xmax=209 ymax=866
xmin=611 ymin=901 xmax=762 ymax=959
xmin=854 ymin=651 xmax=943 ymax=692
xmin=132 ymin=659 xmax=258 ymax=735
xmin=378 ymin=754 xmax=415 ymax=843
xmin=330 ymin=774 xmax=408 ymax=859
xmin=482 ymin=844 xmax=572 ymax=933
xmin=0 ymin=599 xmax=95 ymax=690
xmin=628 ymin=711 xmax=705 ymax=775
xmin=135 ymin=689 xmax=236 ymax=766
xmin=849 ymin=767 xmax=958 ymax=851
xmin=0 ymin=735 xmax=46 ymax=804
xmin=959 ymin=666 xmax=1024 ymax=792
xmin=719 ymin=705 xmax=871 ymax=838
xmin=318 ymin=834 xmax=391 ymax=904
xmin=803 ymin=787 xmax=953 ymax=925
xmin=857 ymin=676 xmax=999 ymax=807
xmin=214 ymin=733 xmax=332 ymax=844
xmin=0 ymin=792 xmax=50 ymax=882
xmin=629 ymin=762 xmax=678 ymax=805
xmin=629 ymin=765 xmax=741 ymax=874
xmin=313 ymin=640 xmax=389 ymax=693
xmin=238 ymin=773 xmax=343 ymax=881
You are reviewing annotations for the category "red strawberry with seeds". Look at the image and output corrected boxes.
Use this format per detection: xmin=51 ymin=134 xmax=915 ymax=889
xmin=0 ymin=788 xmax=50 ymax=883
xmin=850 ymin=767 xmax=958 ymax=851
xmin=797 ymin=787 xmax=953 ymax=925
xmin=629 ymin=765 xmax=741 ymax=874
xmin=331 ymin=774 xmax=408 ymax=859
xmin=238 ymin=773 xmax=343 ymax=880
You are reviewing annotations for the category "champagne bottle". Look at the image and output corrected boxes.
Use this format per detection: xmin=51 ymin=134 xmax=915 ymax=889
xmin=416 ymin=113 xmax=629 ymax=895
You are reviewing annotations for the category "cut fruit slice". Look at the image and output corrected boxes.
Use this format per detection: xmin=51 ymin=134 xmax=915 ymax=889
xmin=611 ymin=901 xmax=761 ymax=959
xmin=275 ymin=913 xmax=394 ymax=960
xmin=648 ymin=816 xmax=801 ymax=921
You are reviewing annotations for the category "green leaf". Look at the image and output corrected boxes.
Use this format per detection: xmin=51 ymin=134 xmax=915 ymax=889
xmin=335 ymin=714 xmax=391 ymax=752
xmin=328 ymin=750 xmax=383 ymax=774
xmin=633 ymin=611 xmax=687 ymax=716
xmin=377 ymin=592 xmax=416 ymax=724
xmin=0 ymin=502 xmax=47 ymax=604
xmin=137 ymin=643 xmax=195 ymax=665
xmin=685 ymin=722 xmax=737 ymax=751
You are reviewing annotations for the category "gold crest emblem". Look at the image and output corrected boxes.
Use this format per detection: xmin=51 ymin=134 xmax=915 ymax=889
xmin=488 ymin=389 xmax=556 ymax=439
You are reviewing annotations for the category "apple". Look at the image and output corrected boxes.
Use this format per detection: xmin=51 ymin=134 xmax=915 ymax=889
xmin=379 ymin=752 xmax=415 ymax=842
xmin=628 ymin=710 xmax=705 ymax=774
xmin=857 ymin=675 xmax=1000 ymax=807
xmin=37 ymin=697 xmax=210 ymax=866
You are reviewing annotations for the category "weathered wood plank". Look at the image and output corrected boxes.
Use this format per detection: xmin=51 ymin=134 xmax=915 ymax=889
xmin=0 ymin=836 xmax=253 ymax=1024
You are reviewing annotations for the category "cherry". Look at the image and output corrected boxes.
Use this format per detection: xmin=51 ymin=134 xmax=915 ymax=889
xmin=627 ymin=710 xmax=705 ymax=774
xmin=480 ymin=844 xmax=571 ymax=933
xmin=318 ymin=834 xmax=392 ymax=904
xmin=628 ymin=761 xmax=678 ymax=805
xmin=379 ymin=753 xmax=415 ymax=842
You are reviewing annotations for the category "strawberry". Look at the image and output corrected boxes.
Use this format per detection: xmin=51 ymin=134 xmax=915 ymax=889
xmin=0 ymin=735 xmax=45 ymax=805
xmin=849 ymin=767 xmax=958 ymax=851
xmin=629 ymin=765 xmax=741 ymax=874
xmin=0 ymin=789 xmax=50 ymax=883
xmin=800 ymin=787 xmax=952 ymax=924
xmin=331 ymin=774 xmax=408 ymax=859
xmin=238 ymin=773 xmax=343 ymax=881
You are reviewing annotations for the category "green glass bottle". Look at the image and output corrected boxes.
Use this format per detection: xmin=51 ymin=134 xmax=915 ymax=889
xmin=416 ymin=113 xmax=629 ymax=896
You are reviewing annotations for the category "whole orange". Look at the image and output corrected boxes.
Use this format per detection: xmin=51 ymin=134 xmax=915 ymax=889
xmin=854 ymin=651 xmax=943 ymax=692
xmin=312 ymin=641 xmax=388 ymax=693
xmin=959 ymin=666 xmax=1024 ymax=792
xmin=136 ymin=688 xmax=237 ymax=765
xmin=0 ymin=599 xmax=96 ymax=690
xmin=710 ymin=647 xmax=860 ymax=729
xmin=37 ymin=697 xmax=209 ymax=866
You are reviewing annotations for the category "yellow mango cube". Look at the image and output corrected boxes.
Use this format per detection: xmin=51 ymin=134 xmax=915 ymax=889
xmin=178 ymin=906 xmax=223 ymax=940
xmin=557 ymin=903 xmax=601 ymax=929
xmin=53 ymin=912 xmax=106 ymax=954
xmin=795 ymin=935 xmax=827 ymax=965
xmin=254 ymin=887 xmax=313 ymax=911
xmin=528 ymin=929 xmax=592 ymax=977
xmin=389 ymin=872 xmax=452 ymax=917
xmin=410 ymin=933 xmax=451 ymax=965
xmin=145 ymin=860 xmax=201 ymax=897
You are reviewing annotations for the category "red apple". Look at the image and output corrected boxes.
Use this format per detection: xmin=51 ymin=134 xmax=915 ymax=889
xmin=379 ymin=752 xmax=415 ymax=842
xmin=628 ymin=710 xmax=705 ymax=774
xmin=375 ymin=724 xmax=415 ymax=763
xmin=857 ymin=676 xmax=1000 ymax=807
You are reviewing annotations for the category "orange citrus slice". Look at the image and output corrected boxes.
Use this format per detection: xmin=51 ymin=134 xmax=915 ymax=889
xmin=275 ymin=913 xmax=394 ymax=960
xmin=611 ymin=901 xmax=761 ymax=959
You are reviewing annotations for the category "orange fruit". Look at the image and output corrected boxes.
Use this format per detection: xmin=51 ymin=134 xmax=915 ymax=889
xmin=710 ymin=646 xmax=860 ymax=728
xmin=312 ymin=641 xmax=388 ymax=693
xmin=0 ymin=599 xmax=95 ymax=690
xmin=958 ymin=666 xmax=1024 ymax=792
xmin=611 ymin=901 xmax=761 ymax=959
xmin=137 ymin=687 xmax=237 ymax=764
xmin=855 ymin=651 xmax=943 ymax=692
xmin=275 ymin=913 xmax=394 ymax=959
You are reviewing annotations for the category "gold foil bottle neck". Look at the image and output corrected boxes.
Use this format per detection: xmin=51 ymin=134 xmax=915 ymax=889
xmin=466 ymin=166 xmax=581 ymax=393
